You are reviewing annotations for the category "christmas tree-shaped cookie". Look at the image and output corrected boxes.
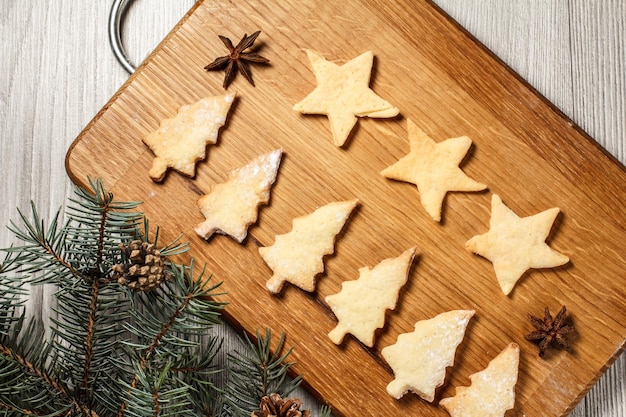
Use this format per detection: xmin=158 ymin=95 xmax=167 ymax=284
xmin=260 ymin=199 xmax=359 ymax=294
xmin=143 ymin=92 xmax=235 ymax=181
xmin=195 ymin=149 xmax=283 ymax=243
xmin=440 ymin=343 xmax=520 ymax=417
xmin=326 ymin=247 xmax=417 ymax=347
xmin=381 ymin=310 xmax=475 ymax=402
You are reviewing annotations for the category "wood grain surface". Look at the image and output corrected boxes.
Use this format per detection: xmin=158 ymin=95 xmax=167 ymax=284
xmin=3 ymin=0 xmax=625 ymax=416
xmin=63 ymin=1 xmax=626 ymax=416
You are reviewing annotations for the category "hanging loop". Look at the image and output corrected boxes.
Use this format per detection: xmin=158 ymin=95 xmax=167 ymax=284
xmin=108 ymin=0 xmax=136 ymax=74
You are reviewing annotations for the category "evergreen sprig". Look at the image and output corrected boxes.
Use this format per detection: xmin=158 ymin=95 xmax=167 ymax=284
xmin=0 ymin=250 xmax=25 ymax=338
xmin=0 ymin=178 xmax=222 ymax=416
xmin=115 ymin=262 xmax=226 ymax=417
xmin=224 ymin=329 xmax=297 ymax=416
xmin=0 ymin=178 xmax=329 ymax=417
xmin=223 ymin=329 xmax=332 ymax=417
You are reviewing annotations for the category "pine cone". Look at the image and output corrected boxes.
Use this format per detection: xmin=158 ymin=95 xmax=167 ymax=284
xmin=112 ymin=240 xmax=170 ymax=291
xmin=251 ymin=393 xmax=311 ymax=417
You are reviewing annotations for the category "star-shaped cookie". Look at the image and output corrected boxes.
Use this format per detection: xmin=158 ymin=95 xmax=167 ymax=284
xmin=465 ymin=194 xmax=570 ymax=295
xmin=293 ymin=50 xmax=399 ymax=147
xmin=381 ymin=119 xmax=487 ymax=222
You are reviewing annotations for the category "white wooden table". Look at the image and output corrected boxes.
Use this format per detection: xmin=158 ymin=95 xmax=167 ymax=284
xmin=1 ymin=1 xmax=624 ymax=415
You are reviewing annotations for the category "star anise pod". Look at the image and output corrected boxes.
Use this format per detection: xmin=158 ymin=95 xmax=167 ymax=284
xmin=251 ymin=393 xmax=311 ymax=417
xmin=204 ymin=30 xmax=270 ymax=89
xmin=525 ymin=306 xmax=574 ymax=357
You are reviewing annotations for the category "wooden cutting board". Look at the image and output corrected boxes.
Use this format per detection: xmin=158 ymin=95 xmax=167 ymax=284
xmin=66 ymin=0 xmax=626 ymax=416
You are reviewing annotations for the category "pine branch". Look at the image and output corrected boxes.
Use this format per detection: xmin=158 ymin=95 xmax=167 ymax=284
xmin=223 ymin=329 xmax=301 ymax=417
xmin=222 ymin=329 xmax=334 ymax=417
xmin=5 ymin=202 xmax=80 ymax=284
xmin=0 ymin=178 xmax=328 ymax=417
xmin=117 ymin=261 xmax=226 ymax=416
xmin=0 ymin=251 xmax=26 ymax=337
xmin=1 ymin=179 xmax=155 ymax=416
xmin=0 ymin=317 xmax=89 ymax=416
xmin=64 ymin=177 xmax=145 ymax=284
xmin=120 ymin=361 xmax=205 ymax=417
xmin=83 ymin=276 xmax=101 ymax=398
